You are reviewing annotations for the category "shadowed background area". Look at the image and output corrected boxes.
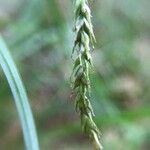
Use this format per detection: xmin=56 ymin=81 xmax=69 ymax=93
xmin=0 ymin=0 xmax=150 ymax=149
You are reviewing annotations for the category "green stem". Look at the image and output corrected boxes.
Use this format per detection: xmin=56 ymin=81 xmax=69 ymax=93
xmin=0 ymin=35 xmax=39 ymax=150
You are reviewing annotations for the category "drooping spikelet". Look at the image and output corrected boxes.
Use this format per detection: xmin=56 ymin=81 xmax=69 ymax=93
xmin=71 ymin=0 xmax=103 ymax=149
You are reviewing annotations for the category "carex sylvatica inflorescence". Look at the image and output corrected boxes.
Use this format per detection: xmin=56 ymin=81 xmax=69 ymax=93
xmin=71 ymin=0 xmax=103 ymax=149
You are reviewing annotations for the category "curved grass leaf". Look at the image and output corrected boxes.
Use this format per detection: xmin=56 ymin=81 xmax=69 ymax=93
xmin=0 ymin=35 xmax=39 ymax=150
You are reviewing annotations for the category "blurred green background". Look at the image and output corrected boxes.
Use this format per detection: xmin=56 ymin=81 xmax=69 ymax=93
xmin=0 ymin=0 xmax=150 ymax=149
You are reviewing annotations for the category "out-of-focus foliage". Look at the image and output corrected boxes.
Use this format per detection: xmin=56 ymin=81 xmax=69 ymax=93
xmin=0 ymin=36 xmax=39 ymax=150
xmin=0 ymin=0 xmax=149 ymax=150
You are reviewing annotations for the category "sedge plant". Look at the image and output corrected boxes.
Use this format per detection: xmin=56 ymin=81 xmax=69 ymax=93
xmin=71 ymin=0 xmax=103 ymax=150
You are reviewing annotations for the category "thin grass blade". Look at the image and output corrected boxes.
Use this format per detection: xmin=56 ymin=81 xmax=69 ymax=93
xmin=0 ymin=35 xmax=39 ymax=150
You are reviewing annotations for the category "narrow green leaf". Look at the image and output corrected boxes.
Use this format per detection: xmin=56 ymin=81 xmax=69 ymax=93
xmin=0 ymin=35 xmax=39 ymax=150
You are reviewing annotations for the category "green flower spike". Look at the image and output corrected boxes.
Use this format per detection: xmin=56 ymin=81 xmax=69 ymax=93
xmin=71 ymin=0 xmax=103 ymax=149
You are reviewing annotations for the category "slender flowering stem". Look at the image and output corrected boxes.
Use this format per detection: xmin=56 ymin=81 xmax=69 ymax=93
xmin=71 ymin=0 xmax=103 ymax=149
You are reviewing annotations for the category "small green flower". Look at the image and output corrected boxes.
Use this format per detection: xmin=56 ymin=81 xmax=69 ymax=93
xmin=71 ymin=0 xmax=103 ymax=149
